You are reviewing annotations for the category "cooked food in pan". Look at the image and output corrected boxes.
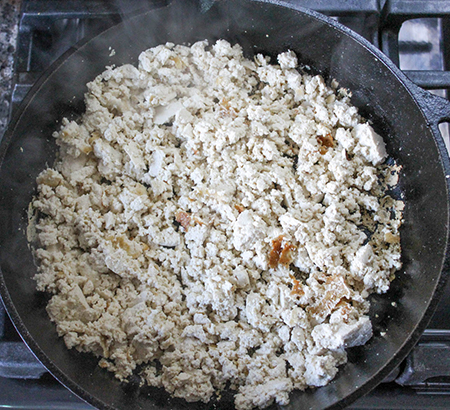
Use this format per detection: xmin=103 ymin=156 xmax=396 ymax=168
xmin=30 ymin=40 xmax=402 ymax=409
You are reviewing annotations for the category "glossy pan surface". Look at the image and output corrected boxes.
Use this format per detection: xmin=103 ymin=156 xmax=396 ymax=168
xmin=1 ymin=1 xmax=450 ymax=409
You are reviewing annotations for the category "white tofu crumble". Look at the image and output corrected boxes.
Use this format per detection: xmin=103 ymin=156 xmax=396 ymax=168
xmin=31 ymin=40 xmax=403 ymax=409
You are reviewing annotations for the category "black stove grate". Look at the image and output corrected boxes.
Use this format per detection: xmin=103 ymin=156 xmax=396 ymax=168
xmin=3 ymin=0 xmax=450 ymax=409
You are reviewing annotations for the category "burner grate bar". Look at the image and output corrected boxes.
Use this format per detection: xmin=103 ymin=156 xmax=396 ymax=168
xmin=381 ymin=0 xmax=450 ymax=69
xmin=0 ymin=303 xmax=46 ymax=379
xmin=383 ymin=0 xmax=450 ymax=22
xmin=0 ymin=342 xmax=46 ymax=379
xmin=21 ymin=0 xmax=156 ymax=19
xmin=396 ymin=329 xmax=450 ymax=387
xmin=282 ymin=0 xmax=380 ymax=15
xmin=404 ymin=70 xmax=450 ymax=89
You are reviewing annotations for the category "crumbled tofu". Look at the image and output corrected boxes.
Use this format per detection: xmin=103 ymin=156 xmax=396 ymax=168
xmin=31 ymin=40 xmax=402 ymax=410
xmin=352 ymin=123 xmax=387 ymax=165
xmin=312 ymin=315 xmax=373 ymax=350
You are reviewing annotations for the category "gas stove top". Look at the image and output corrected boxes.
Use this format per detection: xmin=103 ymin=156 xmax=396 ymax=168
xmin=2 ymin=1 xmax=450 ymax=409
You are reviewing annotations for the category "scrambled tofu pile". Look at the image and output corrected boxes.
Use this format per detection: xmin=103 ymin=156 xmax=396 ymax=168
xmin=31 ymin=40 xmax=402 ymax=409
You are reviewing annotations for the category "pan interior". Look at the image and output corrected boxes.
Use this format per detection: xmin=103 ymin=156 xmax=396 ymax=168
xmin=0 ymin=1 xmax=448 ymax=409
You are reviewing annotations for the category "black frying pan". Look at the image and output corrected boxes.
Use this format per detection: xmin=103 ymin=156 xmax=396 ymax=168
xmin=1 ymin=1 xmax=450 ymax=409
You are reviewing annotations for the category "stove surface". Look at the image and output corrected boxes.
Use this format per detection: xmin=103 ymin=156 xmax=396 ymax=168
xmin=1 ymin=1 xmax=450 ymax=409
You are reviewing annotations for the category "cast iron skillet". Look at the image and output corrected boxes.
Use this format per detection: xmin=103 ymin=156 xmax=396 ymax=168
xmin=1 ymin=0 xmax=450 ymax=409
